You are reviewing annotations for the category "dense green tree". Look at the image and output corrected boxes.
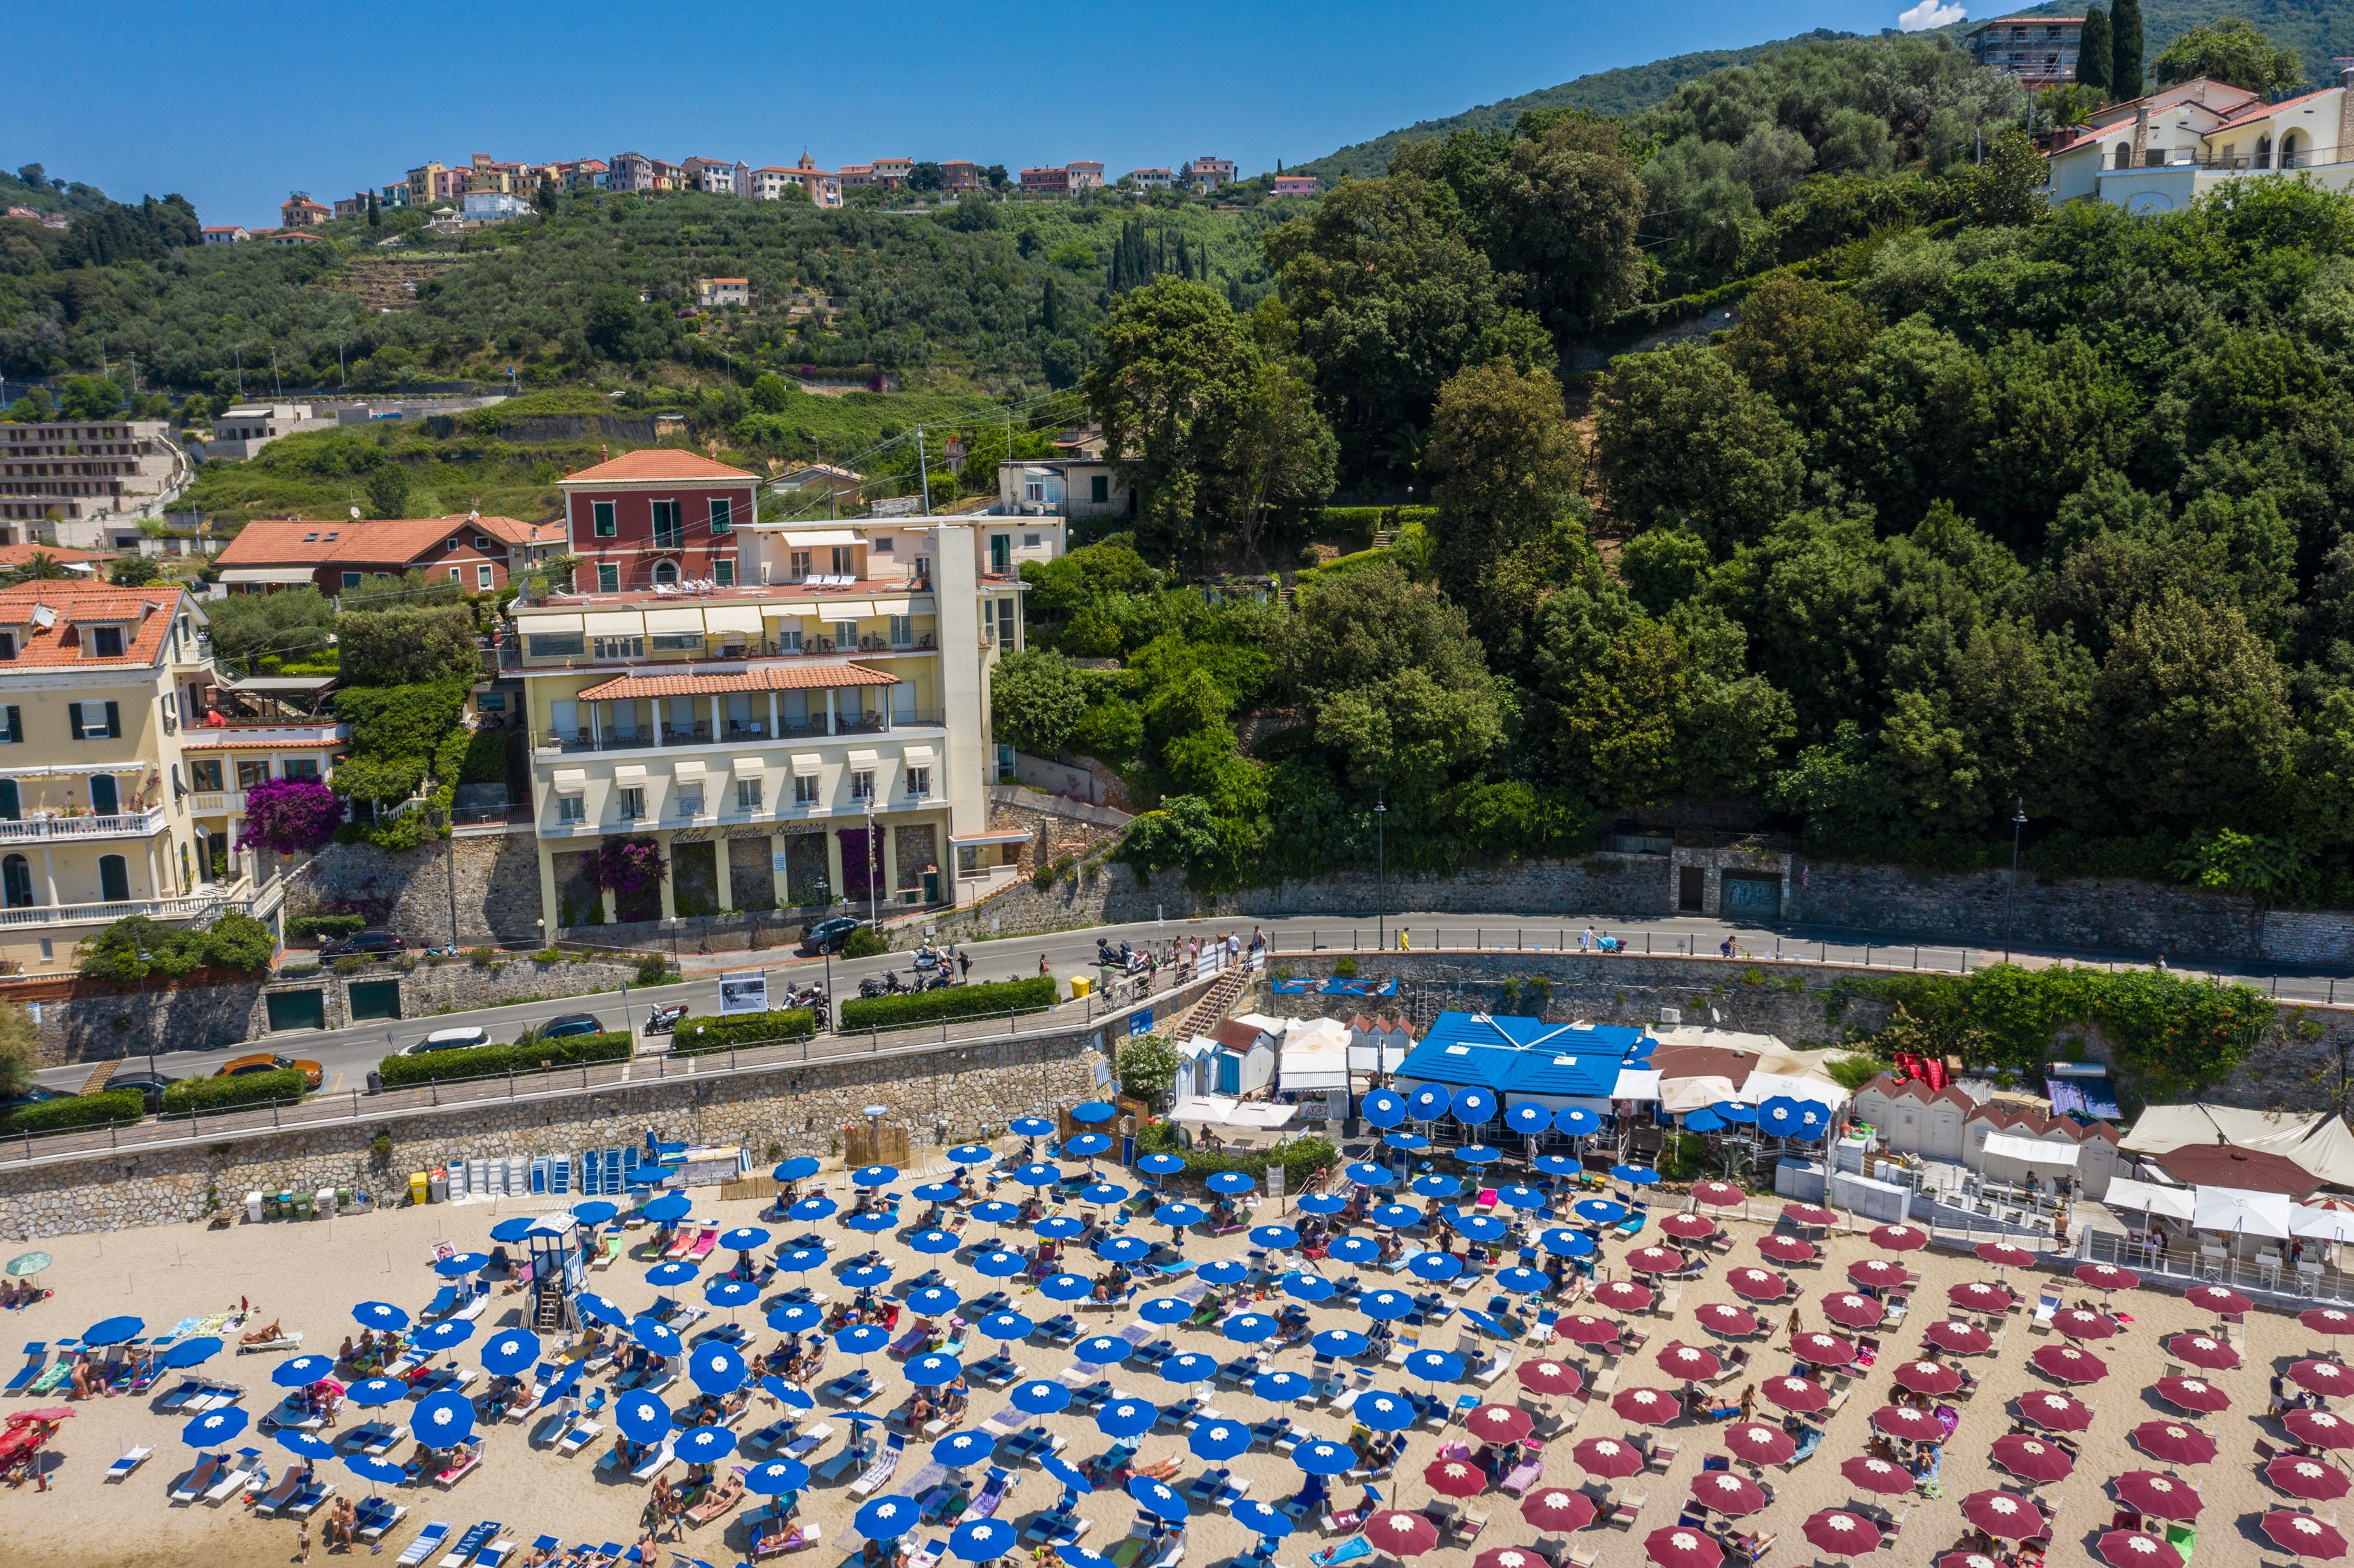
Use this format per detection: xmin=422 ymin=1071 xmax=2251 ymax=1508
xmin=1424 ymin=362 xmax=1584 ymax=626
xmin=2154 ymin=18 xmax=2302 ymax=94
xmin=55 ymin=375 xmax=122 ymax=419
xmin=1618 ymin=529 xmax=1714 ymax=616
xmin=2078 ymin=5 xmax=2112 ymax=94
xmin=337 ymin=607 xmax=480 ymax=686
xmin=1590 ymin=342 xmax=1802 ymax=552
xmin=2093 ymin=592 xmax=2296 ymax=831
xmin=991 ymin=647 xmax=1090 ymax=755
xmin=363 ymin=462 xmax=412 ymax=520
xmin=2112 ymin=0 xmax=2144 ymax=97
xmin=1720 ymin=274 xmax=1881 ymax=426
xmin=106 ymin=556 xmax=160 ymax=587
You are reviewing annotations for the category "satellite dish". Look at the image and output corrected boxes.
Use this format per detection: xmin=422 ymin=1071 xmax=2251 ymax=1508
xmin=349 ymin=505 xmax=361 ymax=520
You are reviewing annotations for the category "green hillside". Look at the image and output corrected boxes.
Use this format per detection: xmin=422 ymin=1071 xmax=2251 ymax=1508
xmin=2011 ymin=0 xmax=2354 ymax=75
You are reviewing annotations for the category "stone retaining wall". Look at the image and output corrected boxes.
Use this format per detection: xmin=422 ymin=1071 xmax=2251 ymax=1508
xmin=1 ymin=1032 xmax=1103 ymax=1241
xmin=303 ymin=829 xmax=546 ymax=948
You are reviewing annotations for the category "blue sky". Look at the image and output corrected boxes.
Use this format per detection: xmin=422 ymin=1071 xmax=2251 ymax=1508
xmin=8 ymin=1 xmax=1923 ymax=226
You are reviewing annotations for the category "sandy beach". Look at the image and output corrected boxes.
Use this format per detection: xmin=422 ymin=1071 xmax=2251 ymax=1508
xmin=0 ymin=1156 xmax=2323 ymax=1568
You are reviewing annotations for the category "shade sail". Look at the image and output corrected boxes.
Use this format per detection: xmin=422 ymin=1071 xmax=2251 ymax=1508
xmin=1982 ymin=1133 xmax=2080 ymax=1168
xmin=2192 ymin=1184 xmax=2294 ymax=1239
xmin=2102 ymin=1177 xmax=2196 ymax=1222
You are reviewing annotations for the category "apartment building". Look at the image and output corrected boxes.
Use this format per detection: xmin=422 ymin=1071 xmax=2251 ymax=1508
xmin=1271 ymin=174 xmax=1319 ymax=198
xmin=940 ymin=160 xmax=982 ymax=193
xmin=201 ymin=404 xmax=334 ymax=463
xmin=1065 ymin=162 xmax=1106 ymax=191
xmin=377 ymin=183 xmax=410 ymax=209
xmin=560 ymin=448 xmax=760 ymax=592
xmin=997 ymin=458 xmax=1130 ymax=523
xmin=1963 ymin=14 xmax=2085 ymax=86
xmin=280 ymin=194 xmax=332 ymax=228
xmin=1186 ymin=156 xmax=1236 ymax=191
xmin=507 ymin=505 xmax=1040 ymax=931
xmin=696 ymin=277 xmax=754 ymax=310
xmin=0 ymin=421 xmax=185 ymax=545
xmin=1020 ymin=166 xmax=1073 ymax=194
xmin=2046 ymin=73 xmax=2354 ymax=211
xmin=1128 ymin=168 xmax=1175 ymax=190
xmin=201 ymin=225 xmax=251 ymax=244
xmin=214 ymin=514 xmax=565 ymax=596
xmin=463 ymin=191 xmax=533 ymax=224
xmin=607 ymin=153 xmax=685 ymax=193
xmin=683 ymin=157 xmax=751 ymax=196
xmin=753 ymin=157 xmax=843 ymax=207
xmin=0 ymin=582 xmax=329 ymax=972
xmin=558 ymin=159 xmax=609 ymax=193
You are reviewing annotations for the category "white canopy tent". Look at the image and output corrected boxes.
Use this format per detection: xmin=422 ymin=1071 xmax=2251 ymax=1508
xmin=1168 ymin=1094 xmax=1298 ymax=1130
xmin=1277 ymin=1018 xmax=1351 ymax=1097
xmin=1738 ymin=1070 xmax=1849 ymax=1111
xmin=2122 ymin=1104 xmax=2354 ymax=1190
xmin=2102 ymin=1177 xmax=2198 ymax=1222
xmin=1612 ymin=1069 xmax=1663 ymax=1103
xmin=1659 ymin=1075 xmax=1742 ymax=1116
xmin=2192 ymin=1184 xmax=2296 ymax=1240
xmin=1982 ymin=1132 xmax=2080 ymax=1167
xmin=2293 ymin=1203 xmax=2354 ymax=1243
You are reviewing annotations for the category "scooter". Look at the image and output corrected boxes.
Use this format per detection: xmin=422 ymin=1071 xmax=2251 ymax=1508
xmin=912 ymin=944 xmax=944 ymax=972
xmin=643 ymin=1003 xmax=689 ymax=1036
xmin=857 ymin=971 xmax=908 ymax=999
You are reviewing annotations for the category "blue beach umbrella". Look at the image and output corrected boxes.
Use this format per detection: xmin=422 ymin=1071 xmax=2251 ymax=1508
xmin=1495 ymin=1268 xmax=1550 ymax=1295
xmin=615 ymin=1391 xmax=672 ymax=1444
xmin=1574 ymin=1198 xmax=1628 ymax=1226
xmin=676 ymin=1425 xmax=736 ymax=1465
xmin=1066 ymin=1135 xmax=1111 ymax=1159
xmin=1384 ymin=1133 xmax=1431 ymax=1153
xmin=1012 ymin=1379 xmax=1072 ymax=1416
xmin=747 ymin=1458 xmax=809 ymax=1495
xmin=630 ymin=1319 xmax=682 ymax=1358
xmin=1540 ymin=1228 xmax=1596 ymax=1259
xmin=1409 ymin=1251 xmax=1463 ymax=1283
xmin=1037 ymin=1273 xmax=1093 ymax=1302
xmin=789 ymin=1196 xmax=838 ymax=1222
xmin=481 ymin=1331 xmax=539 ymax=1378
xmin=82 ymin=1315 xmax=143 ymax=1346
xmin=1010 ymin=1164 xmax=1063 ymax=1188
xmin=1128 ymin=1476 xmax=1189 ymax=1521
xmin=761 ymin=1376 xmax=815 ymax=1411
xmin=972 ymin=1249 xmax=1025 ymax=1279
xmin=1683 ymin=1109 xmax=1727 ymax=1134
xmin=1370 ymin=1204 xmax=1421 ymax=1230
xmin=1250 ymin=1225 xmax=1300 ymax=1251
xmin=906 ymin=1353 xmax=963 ymax=1387
xmin=1407 ymin=1086 xmax=1450 ymax=1121
xmin=947 ymin=1144 xmax=997 ymax=1166
xmin=1160 ymin=1352 xmax=1219 ymax=1383
xmin=1450 ymin=1087 xmax=1496 ymax=1124
xmin=856 ymin=1496 xmax=921 ymax=1541
xmin=1359 ymin=1289 xmax=1414 ymax=1321
xmin=571 ymin=1199 xmax=621 ymax=1225
xmin=1455 ymin=1144 xmax=1505 ymax=1165
xmin=934 ymin=1430 xmax=999 ymax=1469
xmin=717 ymin=1226 xmax=772 ymax=1253
xmin=577 ymin=1292 xmax=631 ymax=1329
xmin=1010 ymin=1118 xmax=1055 ymax=1138
xmin=646 ymin=1261 xmax=698 ymax=1288
xmin=1074 ymin=1335 xmax=1130 ymax=1367
xmin=1346 ymin=1162 xmax=1395 ymax=1188
xmin=347 ymin=1377 xmax=407 ymax=1408
xmin=182 ymin=1407 xmax=248 ymax=1446
xmin=1354 ymin=1390 xmax=1416 ymax=1431
xmin=346 ymin=1455 xmax=408 ymax=1486
xmin=1313 ymin=1328 xmax=1368 ymax=1358
xmin=1191 ymin=1419 xmax=1251 ymax=1460
xmin=162 ymin=1336 xmax=224 ymax=1370
xmin=1296 ymin=1194 xmax=1349 ymax=1217
xmin=1232 ymin=1501 xmax=1294 ymax=1539
xmin=433 ymin=1253 xmax=489 ymax=1278
xmin=1033 ymin=1217 xmax=1084 ymax=1241
xmin=852 ymin=1164 xmax=899 ymax=1188
xmin=412 ymin=1389 xmax=476 ymax=1447
xmin=1495 ymin=1184 xmax=1548 ymax=1211
xmin=1095 ymin=1236 xmax=1150 ymax=1265
xmin=627 ymin=1169 xmax=669 ymax=1189
xmin=971 ymin=1201 xmax=1023 ymax=1226
xmin=777 ymin=1247 xmax=829 ymax=1275
xmin=978 ymin=1312 xmax=1033 ymax=1341
xmin=1283 ymin=1274 xmax=1336 ymax=1303
xmin=907 ymin=1285 xmax=963 ymax=1317
xmin=272 ymin=1355 xmax=336 ymax=1387
xmin=1154 ymin=1202 xmax=1205 ymax=1228
xmin=1254 ymin=1370 xmax=1313 ymax=1403
xmin=1505 ymin=1104 xmax=1550 ymax=1136
xmin=642 ymin=1193 xmax=692 ymax=1224
xmin=1552 ymin=1106 xmax=1602 ymax=1137
xmin=766 ymin=1303 xmax=823 ymax=1334
xmin=1293 ymin=1438 xmax=1355 ymax=1475
xmin=414 ymin=1319 xmax=474 ymax=1353
xmin=1359 ymin=1090 xmax=1406 ymax=1129
xmin=1710 ymin=1101 xmax=1757 ymax=1125
xmin=1205 ymin=1171 xmax=1255 ymax=1196
xmin=1096 ymin=1397 xmax=1158 ymax=1438
xmin=1328 ymin=1236 xmax=1381 ymax=1266
xmin=1139 ymin=1297 xmax=1192 ymax=1326
xmin=835 ymin=1324 xmax=889 ymax=1357
xmin=950 ymin=1518 xmax=1020 ymax=1562
xmin=1450 ymin=1214 xmax=1508 ymax=1244
xmin=352 ymin=1301 xmax=408 ymax=1332
xmin=1222 ymin=1313 xmax=1277 ymax=1344
xmin=845 ymin=1211 xmax=897 ymax=1234
xmin=772 ymin=1157 xmax=821 ymax=1181
xmin=1404 ymin=1349 xmax=1464 ymax=1384
xmin=706 ymin=1278 xmax=758 ymax=1309
xmin=840 ymin=1263 xmax=892 ymax=1291
xmin=1532 ymin=1155 xmax=1582 ymax=1177
xmin=1137 ymin=1154 xmax=1185 ymax=1177
xmin=1411 ymin=1175 xmax=1461 ymax=1198
xmin=1080 ymin=1181 xmax=1127 ymax=1206
xmin=912 ymin=1182 xmax=964 ymax=1205
xmin=1069 ymin=1102 xmax=1116 ymax=1124
xmin=1611 ymin=1163 xmax=1660 ymax=1186
xmin=1197 ymin=1260 xmax=1248 ymax=1286
xmin=690 ymin=1342 xmax=748 ymax=1396
xmin=490 ymin=1217 xmax=537 ymax=1244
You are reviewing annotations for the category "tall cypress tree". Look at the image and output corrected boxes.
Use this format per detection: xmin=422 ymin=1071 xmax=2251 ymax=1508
xmin=2111 ymin=0 xmax=2143 ymax=99
xmin=2078 ymin=5 xmax=2111 ymax=95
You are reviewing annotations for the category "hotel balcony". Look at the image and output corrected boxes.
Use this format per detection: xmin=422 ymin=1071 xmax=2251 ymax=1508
xmin=0 ymin=805 xmax=170 ymax=842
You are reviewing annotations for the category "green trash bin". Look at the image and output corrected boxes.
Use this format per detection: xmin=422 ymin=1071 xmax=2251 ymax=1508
xmin=296 ymin=1194 xmax=314 ymax=1220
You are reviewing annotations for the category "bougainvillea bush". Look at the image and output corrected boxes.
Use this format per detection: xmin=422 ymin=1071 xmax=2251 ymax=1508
xmin=588 ymin=837 xmax=666 ymax=923
xmin=238 ymin=776 xmax=344 ymax=857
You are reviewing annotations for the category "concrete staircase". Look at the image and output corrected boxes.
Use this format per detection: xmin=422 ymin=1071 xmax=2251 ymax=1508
xmin=1175 ymin=963 xmax=1251 ymax=1040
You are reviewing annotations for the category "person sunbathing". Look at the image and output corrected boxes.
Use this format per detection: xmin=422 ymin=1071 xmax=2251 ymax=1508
xmin=243 ymin=1319 xmax=285 ymax=1345
xmin=908 ymin=1389 xmax=937 ymax=1427
xmin=68 ymin=1360 xmax=96 ymax=1400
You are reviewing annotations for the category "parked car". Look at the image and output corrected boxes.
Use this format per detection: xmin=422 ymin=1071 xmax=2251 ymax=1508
xmin=322 ymin=928 xmax=406 ymax=960
xmin=105 ymin=1070 xmax=178 ymax=1111
xmin=539 ymin=1014 xmax=603 ymax=1039
xmin=0 ymin=1085 xmax=59 ymax=1116
xmin=217 ymin=1052 xmax=323 ymax=1090
xmin=408 ymin=1027 xmax=491 ymax=1055
xmin=797 ymin=916 xmax=865 ymax=957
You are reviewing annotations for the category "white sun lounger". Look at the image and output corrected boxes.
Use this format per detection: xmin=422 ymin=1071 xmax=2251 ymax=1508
xmin=399 ymin=1522 xmax=454 ymax=1568
xmin=105 ymin=1446 xmax=153 ymax=1482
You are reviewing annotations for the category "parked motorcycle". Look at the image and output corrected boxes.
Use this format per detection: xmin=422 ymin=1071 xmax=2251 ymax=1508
xmin=857 ymin=971 xmax=908 ymax=999
xmin=642 ymin=1003 xmax=689 ymax=1036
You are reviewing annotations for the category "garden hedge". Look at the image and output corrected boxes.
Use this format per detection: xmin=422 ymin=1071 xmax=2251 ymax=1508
xmin=377 ymin=1031 xmax=632 ymax=1087
xmin=840 ymin=977 xmax=1056 ymax=1033
xmin=1 ymin=1088 xmax=145 ymax=1137
xmin=162 ymin=1069 xmax=308 ymax=1116
xmin=672 ymin=1010 xmax=819 ymax=1056
xmin=287 ymin=913 xmax=367 ymax=943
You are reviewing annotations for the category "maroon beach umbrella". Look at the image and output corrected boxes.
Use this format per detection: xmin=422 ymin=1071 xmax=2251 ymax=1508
xmin=1759 ymin=1375 xmax=1830 ymax=1416
xmin=2183 ymin=1285 xmax=2251 ymax=1316
xmin=1720 ymin=1422 xmax=1796 ymax=1465
xmin=2151 ymin=1376 xmax=2231 ymax=1414
xmin=1924 ymin=1319 xmax=1994 ymax=1356
xmin=1819 ymin=1293 xmax=1885 ymax=1330
xmin=1558 ymin=1314 xmax=1622 ymax=1348
xmin=1363 ymin=1512 xmax=1440 ymax=1558
xmin=1841 ymin=1454 xmax=1916 ymax=1496
xmin=1755 ymin=1234 xmax=1817 ymax=1266
xmin=2111 ymin=1471 xmax=2203 ymax=1522
xmin=1516 ymin=1359 xmax=1584 ymax=1399
xmin=1802 ymin=1510 xmax=1882 ymax=1556
xmin=1659 ymin=1213 xmax=1717 ymax=1243
xmin=1847 ymin=1258 xmax=1911 ymax=1291
xmin=1990 ymin=1433 xmax=2074 ymax=1484
xmin=2129 ymin=1421 xmax=2217 ymax=1466
xmin=1465 ymin=1404 xmax=1533 ymax=1446
xmin=2095 ymin=1531 xmax=2183 ymax=1568
xmin=1656 ymin=1342 xmax=1723 ymax=1383
xmin=2075 ymin=1262 xmax=2141 ymax=1292
xmin=1727 ymin=1268 xmax=1791 ymax=1304
xmin=2016 ymin=1391 xmax=2094 ymax=1433
xmin=1626 ymin=1247 xmax=1688 ymax=1277
xmin=1644 ymin=1525 xmax=1727 ymax=1568
xmin=1694 ymin=1302 xmax=1759 ymax=1339
xmin=1592 ymin=1280 xmax=1655 ymax=1313
xmin=1793 ymin=1332 xmax=1857 ymax=1368
xmin=1425 ymin=1455 xmax=1491 ymax=1498
xmin=1961 ymin=1489 xmax=2051 ymax=1540
xmin=1893 ymin=1359 xmax=1963 ymax=1397
xmin=1871 ymin=1405 xmax=1946 ymax=1444
xmin=2292 ymin=1359 xmax=2354 ymax=1397
xmin=1688 ymin=1469 xmax=1768 ymax=1516
xmin=1949 ymin=1281 xmax=2016 ymax=1314
xmin=2269 ymin=1455 xmax=2354 ymax=1503
xmin=1572 ymin=1436 xmax=1645 ymax=1480
xmin=1869 ymin=1222 xmax=1929 ymax=1252
xmin=1781 ymin=1203 xmax=1836 ymax=1229
xmin=2054 ymin=1308 xmax=2120 ymax=1342
xmin=1612 ymin=1386 xmax=1684 ymax=1426
xmin=2302 ymin=1307 xmax=2354 ymax=1338
xmin=1520 ymin=1487 xmax=1597 ymax=1532
xmin=2260 ymin=1510 xmax=2351 ymax=1560
xmin=2289 ymin=1409 xmax=2354 ymax=1450
xmin=1691 ymin=1181 xmax=1747 ymax=1209
xmin=2029 ymin=1343 xmax=2107 ymax=1384
xmin=1974 ymin=1241 xmax=2037 ymax=1268
xmin=2160 ymin=1332 xmax=2239 ymax=1371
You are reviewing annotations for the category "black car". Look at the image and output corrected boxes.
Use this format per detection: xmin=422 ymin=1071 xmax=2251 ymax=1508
xmin=797 ymin=916 xmax=865 ymax=957
xmin=323 ymin=927 xmax=406 ymax=959
xmin=106 ymin=1071 xmax=178 ymax=1111
xmin=541 ymin=1013 xmax=604 ymax=1039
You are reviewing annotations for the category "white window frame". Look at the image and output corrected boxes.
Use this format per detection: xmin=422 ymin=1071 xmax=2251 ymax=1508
xmin=617 ymin=786 xmax=647 ymax=821
xmin=558 ymin=795 xmax=586 ymax=823
xmin=905 ymin=766 xmax=931 ymax=799
xmin=794 ymin=774 xmax=820 ymax=806
xmin=736 ymin=777 xmax=763 ymax=812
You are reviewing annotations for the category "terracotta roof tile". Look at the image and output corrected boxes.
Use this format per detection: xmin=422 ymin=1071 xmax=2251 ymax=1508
xmin=0 ymin=544 xmax=111 ymax=569
xmin=1861 ymin=1072 xmax=1978 ymax=1113
xmin=0 ymin=582 xmax=183 ymax=668
xmin=1211 ymin=1020 xmax=1266 ymax=1052
xmin=562 ymin=449 xmax=756 ymax=484
xmin=572 ymin=662 xmax=897 ymax=700
xmin=215 ymin=516 xmax=529 ymax=568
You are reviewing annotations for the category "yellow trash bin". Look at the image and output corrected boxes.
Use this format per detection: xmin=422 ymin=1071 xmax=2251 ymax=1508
xmin=409 ymin=1171 xmax=430 ymax=1207
xmin=1069 ymin=975 xmax=1093 ymax=999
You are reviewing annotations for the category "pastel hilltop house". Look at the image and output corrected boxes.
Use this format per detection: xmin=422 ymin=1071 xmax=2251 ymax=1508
xmin=2046 ymin=70 xmax=2354 ymax=212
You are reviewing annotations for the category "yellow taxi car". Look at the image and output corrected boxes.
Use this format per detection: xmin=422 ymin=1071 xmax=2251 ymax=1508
xmin=217 ymin=1052 xmax=323 ymax=1091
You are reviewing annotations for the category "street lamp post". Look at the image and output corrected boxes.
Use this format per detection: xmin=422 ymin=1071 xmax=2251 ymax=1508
xmin=1374 ymin=791 xmax=1387 ymax=950
xmin=2003 ymin=797 xmax=2027 ymax=964
xmin=137 ymin=946 xmax=156 ymax=1079
xmin=864 ymin=802 xmax=880 ymax=933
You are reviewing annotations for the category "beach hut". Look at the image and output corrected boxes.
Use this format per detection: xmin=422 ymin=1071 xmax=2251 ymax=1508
xmin=1276 ymin=1018 xmax=1351 ymax=1122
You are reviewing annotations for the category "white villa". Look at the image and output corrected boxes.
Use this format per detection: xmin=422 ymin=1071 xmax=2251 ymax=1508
xmin=2046 ymin=72 xmax=2354 ymax=212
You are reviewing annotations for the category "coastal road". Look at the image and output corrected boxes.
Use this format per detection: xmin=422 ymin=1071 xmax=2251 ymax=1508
xmin=33 ymin=908 xmax=2349 ymax=1095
